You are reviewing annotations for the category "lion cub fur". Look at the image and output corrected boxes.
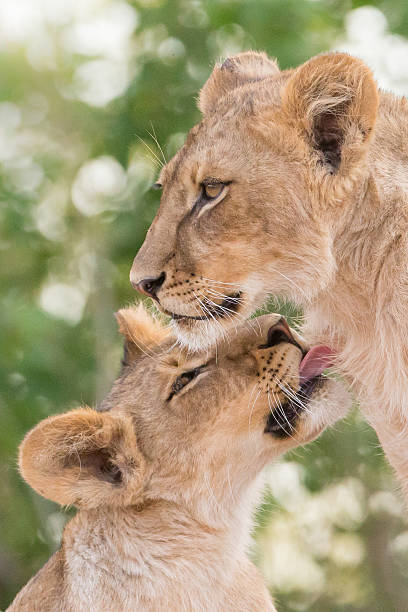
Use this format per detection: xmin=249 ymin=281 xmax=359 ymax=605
xmin=9 ymin=307 xmax=348 ymax=611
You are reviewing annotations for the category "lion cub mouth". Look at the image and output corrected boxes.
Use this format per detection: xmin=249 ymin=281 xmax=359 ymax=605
xmin=265 ymin=344 xmax=335 ymax=438
xmin=165 ymin=292 xmax=242 ymax=321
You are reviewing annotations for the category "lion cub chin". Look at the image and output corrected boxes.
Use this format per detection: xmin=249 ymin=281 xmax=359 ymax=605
xmin=9 ymin=307 xmax=349 ymax=612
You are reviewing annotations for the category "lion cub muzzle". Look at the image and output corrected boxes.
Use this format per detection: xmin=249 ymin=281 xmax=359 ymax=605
xmin=256 ymin=320 xmax=334 ymax=438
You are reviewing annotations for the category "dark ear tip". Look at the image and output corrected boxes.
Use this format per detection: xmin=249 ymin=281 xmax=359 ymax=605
xmin=121 ymin=341 xmax=130 ymax=369
xmin=221 ymin=57 xmax=236 ymax=71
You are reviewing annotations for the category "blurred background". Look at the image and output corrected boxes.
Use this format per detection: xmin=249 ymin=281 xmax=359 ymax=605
xmin=1 ymin=0 xmax=408 ymax=609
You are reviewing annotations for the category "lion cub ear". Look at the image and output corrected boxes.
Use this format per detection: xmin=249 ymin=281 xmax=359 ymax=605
xmin=115 ymin=303 xmax=170 ymax=367
xmin=281 ymin=52 xmax=378 ymax=175
xmin=19 ymin=408 xmax=146 ymax=508
xmin=199 ymin=51 xmax=279 ymax=115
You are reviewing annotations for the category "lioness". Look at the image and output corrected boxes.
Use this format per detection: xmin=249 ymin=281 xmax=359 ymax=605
xmin=130 ymin=51 xmax=408 ymax=499
xmin=9 ymin=306 xmax=348 ymax=611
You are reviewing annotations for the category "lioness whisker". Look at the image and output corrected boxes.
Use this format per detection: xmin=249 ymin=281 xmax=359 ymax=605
xmin=201 ymin=277 xmax=242 ymax=288
xmin=200 ymin=291 xmax=262 ymax=339
xmin=184 ymin=298 xmax=223 ymax=360
xmin=127 ymin=333 xmax=167 ymax=366
xmin=198 ymin=291 xmax=264 ymax=348
xmin=268 ymin=265 xmax=310 ymax=301
xmin=136 ymin=134 xmax=164 ymax=169
xmin=148 ymin=121 xmax=167 ymax=165
xmin=192 ymin=292 xmax=228 ymax=355
xmin=200 ymin=294 xmax=246 ymax=324
xmin=195 ymin=292 xmax=234 ymax=342
xmin=205 ymin=288 xmax=241 ymax=303
xmin=243 ymin=316 xmax=263 ymax=337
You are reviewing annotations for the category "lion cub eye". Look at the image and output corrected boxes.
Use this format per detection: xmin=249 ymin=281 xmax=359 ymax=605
xmin=167 ymin=366 xmax=204 ymax=401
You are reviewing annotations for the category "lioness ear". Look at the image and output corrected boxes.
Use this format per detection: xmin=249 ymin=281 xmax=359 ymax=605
xmin=19 ymin=408 xmax=146 ymax=508
xmin=199 ymin=51 xmax=279 ymax=115
xmin=281 ymin=52 xmax=378 ymax=174
xmin=115 ymin=303 xmax=170 ymax=367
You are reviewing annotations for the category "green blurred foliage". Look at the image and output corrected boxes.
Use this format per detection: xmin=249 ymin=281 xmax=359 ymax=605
xmin=1 ymin=0 xmax=408 ymax=610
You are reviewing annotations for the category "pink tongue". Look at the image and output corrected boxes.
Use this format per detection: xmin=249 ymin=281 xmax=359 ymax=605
xmin=299 ymin=345 xmax=335 ymax=382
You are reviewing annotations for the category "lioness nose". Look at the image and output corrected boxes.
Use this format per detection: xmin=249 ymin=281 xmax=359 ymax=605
xmin=133 ymin=273 xmax=165 ymax=301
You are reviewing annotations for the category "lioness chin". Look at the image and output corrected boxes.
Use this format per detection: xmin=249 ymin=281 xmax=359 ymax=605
xmin=131 ymin=50 xmax=408 ymax=500
xmin=10 ymin=307 xmax=348 ymax=611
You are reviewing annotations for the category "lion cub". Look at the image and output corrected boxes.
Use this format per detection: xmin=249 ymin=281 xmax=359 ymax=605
xmin=9 ymin=307 xmax=349 ymax=611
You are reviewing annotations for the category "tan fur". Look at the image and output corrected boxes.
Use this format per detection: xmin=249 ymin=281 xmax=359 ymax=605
xmin=9 ymin=307 xmax=349 ymax=611
xmin=115 ymin=303 xmax=170 ymax=365
xmin=130 ymin=51 xmax=408 ymax=500
xmin=198 ymin=51 xmax=279 ymax=115
xmin=19 ymin=408 xmax=145 ymax=508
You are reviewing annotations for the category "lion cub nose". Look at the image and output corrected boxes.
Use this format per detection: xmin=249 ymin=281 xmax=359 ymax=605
xmin=259 ymin=318 xmax=303 ymax=352
xmin=133 ymin=273 xmax=165 ymax=301
xmin=266 ymin=318 xmax=294 ymax=347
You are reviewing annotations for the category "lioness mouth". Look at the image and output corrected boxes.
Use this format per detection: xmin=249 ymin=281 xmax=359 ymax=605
xmin=265 ymin=345 xmax=334 ymax=438
xmin=167 ymin=292 xmax=242 ymax=321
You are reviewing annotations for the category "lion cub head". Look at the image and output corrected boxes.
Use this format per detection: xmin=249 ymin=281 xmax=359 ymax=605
xmin=19 ymin=307 xmax=349 ymax=515
xmin=130 ymin=51 xmax=378 ymax=349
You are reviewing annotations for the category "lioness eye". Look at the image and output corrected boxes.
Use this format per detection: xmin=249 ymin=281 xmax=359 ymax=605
xmin=167 ymin=367 xmax=203 ymax=401
xmin=203 ymin=183 xmax=224 ymax=199
xmin=192 ymin=180 xmax=230 ymax=216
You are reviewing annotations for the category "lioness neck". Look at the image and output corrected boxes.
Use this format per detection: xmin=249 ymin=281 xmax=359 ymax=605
xmin=305 ymin=95 xmax=408 ymax=412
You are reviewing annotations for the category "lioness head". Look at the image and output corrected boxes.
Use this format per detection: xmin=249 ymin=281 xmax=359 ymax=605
xmin=19 ymin=307 xmax=348 ymax=518
xmin=130 ymin=51 xmax=378 ymax=349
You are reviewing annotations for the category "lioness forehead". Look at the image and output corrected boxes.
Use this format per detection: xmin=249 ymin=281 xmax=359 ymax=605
xmin=159 ymin=124 xmax=252 ymax=187
xmin=159 ymin=76 xmax=290 ymax=188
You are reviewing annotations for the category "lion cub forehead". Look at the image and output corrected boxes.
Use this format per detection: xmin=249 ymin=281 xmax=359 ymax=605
xmin=158 ymin=348 xmax=208 ymax=371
